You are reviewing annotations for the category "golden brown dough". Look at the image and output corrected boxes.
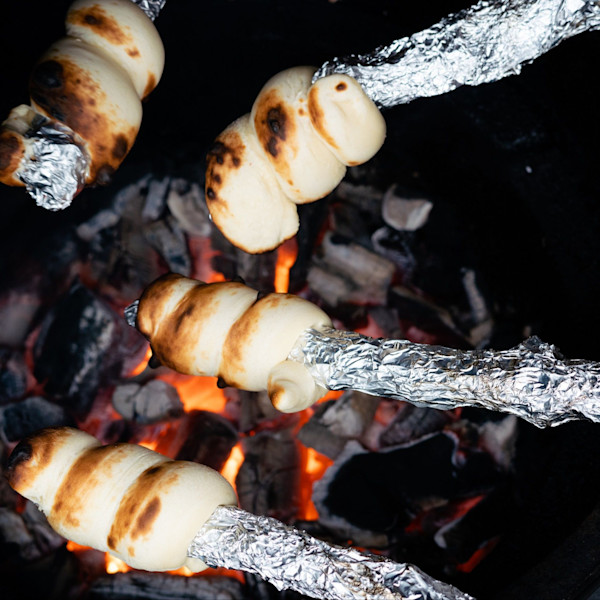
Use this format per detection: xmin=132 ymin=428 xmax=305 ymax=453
xmin=136 ymin=273 xmax=332 ymax=412
xmin=7 ymin=427 xmax=237 ymax=572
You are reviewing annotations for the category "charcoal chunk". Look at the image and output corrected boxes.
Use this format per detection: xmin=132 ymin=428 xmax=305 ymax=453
xmin=88 ymin=571 xmax=245 ymax=600
xmin=32 ymin=281 xmax=130 ymax=416
xmin=176 ymin=410 xmax=238 ymax=472
xmin=1 ymin=396 xmax=74 ymax=441
xmin=316 ymin=433 xmax=503 ymax=534
xmin=236 ymin=429 xmax=300 ymax=522
xmin=112 ymin=380 xmax=183 ymax=424
xmin=0 ymin=348 xmax=30 ymax=404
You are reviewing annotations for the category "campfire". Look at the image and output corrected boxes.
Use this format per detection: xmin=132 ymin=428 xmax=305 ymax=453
xmin=2 ymin=1 xmax=600 ymax=599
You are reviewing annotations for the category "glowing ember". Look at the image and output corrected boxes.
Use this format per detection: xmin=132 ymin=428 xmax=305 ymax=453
xmin=128 ymin=344 xmax=151 ymax=376
xmin=456 ymin=537 xmax=499 ymax=573
xmin=274 ymin=238 xmax=298 ymax=293
xmin=188 ymin=237 xmax=228 ymax=284
xmin=105 ymin=553 xmax=129 ymax=574
xmin=66 ymin=540 xmax=91 ymax=554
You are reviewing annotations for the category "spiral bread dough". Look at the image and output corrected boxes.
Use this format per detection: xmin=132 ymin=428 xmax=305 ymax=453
xmin=0 ymin=0 xmax=164 ymax=189
xmin=136 ymin=273 xmax=333 ymax=413
xmin=7 ymin=427 xmax=237 ymax=572
xmin=205 ymin=67 xmax=386 ymax=254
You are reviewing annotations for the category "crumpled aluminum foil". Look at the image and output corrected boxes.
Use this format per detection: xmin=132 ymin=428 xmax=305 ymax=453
xmin=15 ymin=0 xmax=165 ymax=210
xmin=19 ymin=121 xmax=89 ymax=210
xmin=124 ymin=300 xmax=139 ymax=328
xmin=314 ymin=0 xmax=600 ymax=107
xmin=189 ymin=505 xmax=475 ymax=600
xmin=289 ymin=328 xmax=600 ymax=428
xmin=132 ymin=0 xmax=166 ymax=21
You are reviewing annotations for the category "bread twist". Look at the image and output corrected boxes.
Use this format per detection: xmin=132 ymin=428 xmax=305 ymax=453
xmin=7 ymin=427 xmax=237 ymax=572
xmin=0 ymin=0 xmax=164 ymax=188
xmin=205 ymin=66 xmax=386 ymax=253
xmin=136 ymin=273 xmax=333 ymax=413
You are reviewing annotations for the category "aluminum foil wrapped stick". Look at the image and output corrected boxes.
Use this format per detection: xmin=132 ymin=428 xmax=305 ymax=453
xmin=191 ymin=505 xmax=475 ymax=600
xmin=0 ymin=0 xmax=165 ymax=210
xmin=314 ymin=0 xmax=600 ymax=108
xmin=289 ymin=328 xmax=600 ymax=429
xmin=7 ymin=427 xmax=475 ymax=600
xmin=127 ymin=275 xmax=600 ymax=428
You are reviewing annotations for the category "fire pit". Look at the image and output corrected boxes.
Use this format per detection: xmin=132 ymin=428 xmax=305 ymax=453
xmin=1 ymin=1 xmax=600 ymax=599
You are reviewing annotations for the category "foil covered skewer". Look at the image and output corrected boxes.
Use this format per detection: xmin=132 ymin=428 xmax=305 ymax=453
xmin=289 ymin=328 xmax=600 ymax=429
xmin=0 ymin=0 xmax=166 ymax=210
xmin=189 ymin=504 xmax=475 ymax=600
xmin=314 ymin=0 xmax=600 ymax=108
xmin=125 ymin=279 xmax=600 ymax=429
xmin=6 ymin=0 xmax=600 ymax=209
xmin=9 ymin=426 xmax=476 ymax=600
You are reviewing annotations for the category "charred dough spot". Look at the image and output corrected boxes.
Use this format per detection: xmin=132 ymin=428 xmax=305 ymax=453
xmin=129 ymin=546 xmax=135 ymax=557
xmin=112 ymin=135 xmax=129 ymax=159
xmin=213 ymin=174 xmax=222 ymax=184
xmin=298 ymin=108 xmax=305 ymax=116
xmin=107 ymin=535 xmax=116 ymax=550
xmin=31 ymin=60 xmax=63 ymax=89
xmin=70 ymin=7 xmax=131 ymax=46
xmin=336 ymin=82 xmax=347 ymax=91
xmin=84 ymin=14 xmax=101 ymax=25
xmin=232 ymin=157 xmax=241 ymax=167
xmin=5 ymin=440 xmax=33 ymax=487
xmin=132 ymin=497 xmax=161 ymax=539
xmin=267 ymin=107 xmax=286 ymax=140
xmin=0 ymin=134 xmax=21 ymax=173
xmin=96 ymin=165 xmax=115 ymax=186
xmin=206 ymin=187 xmax=216 ymax=200
xmin=175 ymin=305 xmax=194 ymax=333
xmin=267 ymin=137 xmax=278 ymax=157
xmin=127 ymin=47 xmax=141 ymax=58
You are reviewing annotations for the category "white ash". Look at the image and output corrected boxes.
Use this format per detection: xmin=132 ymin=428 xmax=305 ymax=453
xmin=76 ymin=176 xmax=151 ymax=241
xmin=112 ymin=379 xmax=183 ymax=424
xmin=142 ymin=176 xmax=171 ymax=223
xmin=143 ymin=214 xmax=192 ymax=276
xmin=308 ymin=232 xmax=395 ymax=307
xmin=382 ymin=186 xmax=433 ymax=232
xmin=167 ymin=179 xmax=212 ymax=237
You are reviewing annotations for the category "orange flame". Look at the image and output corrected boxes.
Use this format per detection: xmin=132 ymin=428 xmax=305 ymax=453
xmin=221 ymin=443 xmax=244 ymax=488
xmin=157 ymin=373 xmax=227 ymax=413
xmin=274 ymin=238 xmax=298 ymax=293
xmin=128 ymin=344 xmax=152 ymax=377
xmin=297 ymin=446 xmax=333 ymax=521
